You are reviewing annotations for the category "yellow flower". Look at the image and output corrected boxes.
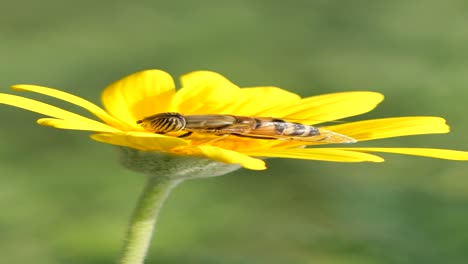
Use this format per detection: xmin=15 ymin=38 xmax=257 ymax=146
xmin=2 ymin=69 xmax=468 ymax=170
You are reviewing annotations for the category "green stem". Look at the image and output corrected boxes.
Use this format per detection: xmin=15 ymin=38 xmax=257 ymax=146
xmin=118 ymin=176 xmax=180 ymax=264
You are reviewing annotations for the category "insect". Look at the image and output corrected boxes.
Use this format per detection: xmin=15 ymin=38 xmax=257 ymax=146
xmin=137 ymin=112 xmax=356 ymax=144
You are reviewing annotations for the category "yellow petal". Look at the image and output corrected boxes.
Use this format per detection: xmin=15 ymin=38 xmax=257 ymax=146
xmin=220 ymin=86 xmax=301 ymax=115
xmin=325 ymin=116 xmax=449 ymax=141
xmin=38 ymin=118 xmax=120 ymax=133
xmin=12 ymin=84 xmax=128 ymax=130
xmin=180 ymin=71 xmax=235 ymax=88
xmin=260 ymin=91 xmax=384 ymax=124
xmin=90 ymin=131 xmax=189 ymax=151
xmin=341 ymin=147 xmax=468 ymax=160
xmin=171 ymin=78 xmax=240 ymax=114
xmin=101 ymin=70 xmax=176 ymax=126
xmin=179 ymin=71 xmax=301 ymax=115
xmin=192 ymin=145 xmax=266 ymax=170
xmin=0 ymin=94 xmax=117 ymax=130
xmin=247 ymin=148 xmax=384 ymax=162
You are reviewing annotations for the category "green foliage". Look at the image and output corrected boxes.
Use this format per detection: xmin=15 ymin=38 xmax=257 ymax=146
xmin=1 ymin=1 xmax=468 ymax=263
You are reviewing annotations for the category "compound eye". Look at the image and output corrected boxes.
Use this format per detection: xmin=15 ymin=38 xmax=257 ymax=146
xmin=137 ymin=113 xmax=186 ymax=133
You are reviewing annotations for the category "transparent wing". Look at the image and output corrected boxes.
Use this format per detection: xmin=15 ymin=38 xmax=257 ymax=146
xmin=184 ymin=115 xmax=237 ymax=129
xmin=184 ymin=115 xmax=254 ymax=132
xmin=303 ymin=128 xmax=357 ymax=143
xmin=233 ymin=128 xmax=357 ymax=144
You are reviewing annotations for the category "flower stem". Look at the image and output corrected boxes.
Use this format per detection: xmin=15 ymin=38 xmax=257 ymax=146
xmin=118 ymin=176 xmax=180 ymax=264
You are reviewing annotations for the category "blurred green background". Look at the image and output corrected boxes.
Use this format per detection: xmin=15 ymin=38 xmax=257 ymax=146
xmin=2 ymin=1 xmax=468 ymax=263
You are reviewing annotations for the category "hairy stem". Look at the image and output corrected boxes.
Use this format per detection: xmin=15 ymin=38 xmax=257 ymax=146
xmin=118 ymin=176 xmax=180 ymax=264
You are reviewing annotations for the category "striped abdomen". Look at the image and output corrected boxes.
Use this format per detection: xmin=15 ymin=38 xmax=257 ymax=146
xmin=250 ymin=118 xmax=320 ymax=137
xmin=274 ymin=119 xmax=320 ymax=137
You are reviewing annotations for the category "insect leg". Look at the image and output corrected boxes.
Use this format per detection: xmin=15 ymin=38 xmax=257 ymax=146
xmin=231 ymin=133 xmax=278 ymax=140
xmin=178 ymin=132 xmax=193 ymax=138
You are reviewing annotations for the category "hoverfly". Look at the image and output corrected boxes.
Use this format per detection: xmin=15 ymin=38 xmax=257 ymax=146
xmin=137 ymin=112 xmax=356 ymax=144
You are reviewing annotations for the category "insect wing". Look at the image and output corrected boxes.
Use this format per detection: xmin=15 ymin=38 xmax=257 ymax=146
xmin=234 ymin=127 xmax=356 ymax=143
xmin=300 ymin=128 xmax=357 ymax=143
xmin=183 ymin=115 xmax=256 ymax=134
xmin=241 ymin=118 xmax=356 ymax=144
xmin=184 ymin=115 xmax=237 ymax=129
